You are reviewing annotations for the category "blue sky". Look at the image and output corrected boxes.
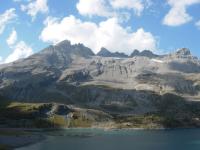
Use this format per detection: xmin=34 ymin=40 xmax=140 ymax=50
xmin=1 ymin=0 xmax=200 ymax=63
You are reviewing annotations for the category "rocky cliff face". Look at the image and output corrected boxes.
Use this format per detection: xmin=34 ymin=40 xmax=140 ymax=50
xmin=0 ymin=41 xmax=200 ymax=116
xmin=130 ymin=49 xmax=159 ymax=58
xmin=97 ymin=47 xmax=128 ymax=58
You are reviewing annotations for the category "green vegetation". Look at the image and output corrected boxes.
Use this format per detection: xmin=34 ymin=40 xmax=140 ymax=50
xmin=7 ymin=102 xmax=42 ymax=111
xmin=0 ymin=102 xmax=101 ymax=128
xmin=114 ymin=114 xmax=164 ymax=129
xmin=1 ymin=93 xmax=200 ymax=129
xmin=151 ymin=93 xmax=200 ymax=128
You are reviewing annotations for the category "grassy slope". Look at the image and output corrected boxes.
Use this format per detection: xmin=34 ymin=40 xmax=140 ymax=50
xmin=0 ymin=101 xmax=112 ymax=128
xmin=1 ymin=93 xmax=200 ymax=129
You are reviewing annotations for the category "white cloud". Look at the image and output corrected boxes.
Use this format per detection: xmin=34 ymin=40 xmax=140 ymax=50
xmin=76 ymin=0 xmax=151 ymax=18
xmin=0 ymin=56 xmax=2 ymax=64
xmin=76 ymin=0 xmax=113 ymax=17
xmin=110 ymin=0 xmax=145 ymax=16
xmin=21 ymin=0 xmax=49 ymax=20
xmin=0 ymin=8 xmax=17 ymax=34
xmin=163 ymin=0 xmax=200 ymax=26
xmin=195 ymin=20 xmax=200 ymax=29
xmin=151 ymin=59 xmax=164 ymax=63
xmin=4 ymin=41 xmax=33 ymax=64
xmin=7 ymin=29 xmax=18 ymax=47
xmin=40 ymin=15 xmax=157 ymax=54
xmin=3 ymin=30 xmax=33 ymax=64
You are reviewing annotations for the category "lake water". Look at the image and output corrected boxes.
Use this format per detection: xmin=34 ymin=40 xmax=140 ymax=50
xmin=17 ymin=129 xmax=200 ymax=150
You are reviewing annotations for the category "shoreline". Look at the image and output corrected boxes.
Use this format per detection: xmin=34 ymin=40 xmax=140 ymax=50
xmin=1 ymin=126 xmax=199 ymax=132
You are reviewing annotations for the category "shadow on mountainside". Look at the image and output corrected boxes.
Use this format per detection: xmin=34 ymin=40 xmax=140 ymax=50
xmin=169 ymin=61 xmax=200 ymax=73
xmin=1 ymin=85 xmax=200 ymax=129
xmin=136 ymin=71 xmax=199 ymax=95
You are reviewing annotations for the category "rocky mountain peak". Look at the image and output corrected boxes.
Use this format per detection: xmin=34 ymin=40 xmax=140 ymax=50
xmin=52 ymin=40 xmax=94 ymax=58
xmin=97 ymin=47 xmax=128 ymax=58
xmin=56 ymin=40 xmax=71 ymax=47
xmin=140 ymin=50 xmax=157 ymax=57
xmin=130 ymin=49 xmax=158 ymax=58
xmin=175 ymin=48 xmax=191 ymax=56
xmin=130 ymin=49 xmax=140 ymax=57
xmin=9 ymin=40 xmax=95 ymax=71
xmin=113 ymin=52 xmax=128 ymax=58
xmin=97 ymin=47 xmax=112 ymax=57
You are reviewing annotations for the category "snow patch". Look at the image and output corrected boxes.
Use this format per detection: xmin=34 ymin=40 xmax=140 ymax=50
xmin=151 ymin=59 xmax=164 ymax=63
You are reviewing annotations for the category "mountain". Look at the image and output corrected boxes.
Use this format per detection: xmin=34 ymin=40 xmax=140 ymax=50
xmin=175 ymin=48 xmax=191 ymax=56
xmin=130 ymin=49 xmax=140 ymax=56
xmin=130 ymin=49 xmax=159 ymax=58
xmin=1 ymin=40 xmax=200 ymax=129
xmin=97 ymin=47 xmax=113 ymax=57
xmin=97 ymin=47 xmax=128 ymax=58
xmin=0 ymin=40 xmax=95 ymax=101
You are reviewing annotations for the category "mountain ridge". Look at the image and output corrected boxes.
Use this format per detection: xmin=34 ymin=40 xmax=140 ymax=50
xmin=0 ymin=40 xmax=200 ymax=129
xmin=0 ymin=40 xmax=199 ymax=101
xmin=97 ymin=47 xmax=128 ymax=58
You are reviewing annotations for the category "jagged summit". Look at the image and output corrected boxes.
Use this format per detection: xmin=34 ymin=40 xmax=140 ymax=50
xmin=113 ymin=52 xmax=128 ymax=58
xmin=175 ymin=48 xmax=191 ymax=56
xmin=130 ymin=49 xmax=140 ymax=57
xmin=53 ymin=40 xmax=95 ymax=58
xmin=97 ymin=47 xmax=128 ymax=58
xmin=169 ymin=48 xmax=193 ymax=59
xmin=97 ymin=47 xmax=113 ymax=57
xmin=130 ymin=49 xmax=158 ymax=58
xmin=38 ymin=40 xmax=193 ymax=60
xmin=40 ymin=40 xmax=94 ymax=57
xmin=56 ymin=40 xmax=71 ymax=46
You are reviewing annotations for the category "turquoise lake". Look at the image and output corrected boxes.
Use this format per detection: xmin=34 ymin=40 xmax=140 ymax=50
xmin=17 ymin=129 xmax=200 ymax=150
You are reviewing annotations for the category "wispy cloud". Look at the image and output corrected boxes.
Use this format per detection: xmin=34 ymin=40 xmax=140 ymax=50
xmin=21 ymin=0 xmax=49 ymax=21
xmin=195 ymin=20 xmax=200 ymax=29
xmin=110 ymin=0 xmax=151 ymax=16
xmin=76 ymin=0 xmax=151 ymax=20
xmin=4 ymin=41 xmax=33 ymax=64
xmin=0 ymin=8 xmax=17 ymax=34
xmin=7 ymin=28 xmax=18 ymax=47
xmin=4 ymin=29 xmax=33 ymax=64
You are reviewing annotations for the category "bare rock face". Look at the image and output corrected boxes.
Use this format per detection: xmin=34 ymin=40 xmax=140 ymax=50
xmin=130 ymin=49 xmax=140 ymax=57
xmin=0 ymin=40 xmax=200 ymax=115
xmin=130 ymin=49 xmax=159 ymax=58
xmin=97 ymin=48 xmax=113 ymax=57
xmin=0 ymin=40 xmax=94 ymax=101
xmin=97 ymin=47 xmax=128 ymax=58
xmin=176 ymin=48 xmax=191 ymax=56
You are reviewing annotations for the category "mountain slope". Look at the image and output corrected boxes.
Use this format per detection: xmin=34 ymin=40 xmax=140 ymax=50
xmin=0 ymin=40 xmax=200 ymax=128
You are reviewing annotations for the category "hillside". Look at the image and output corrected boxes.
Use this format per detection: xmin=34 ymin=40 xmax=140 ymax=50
xmin=1 ymin=40 xmax=200 ymax=128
